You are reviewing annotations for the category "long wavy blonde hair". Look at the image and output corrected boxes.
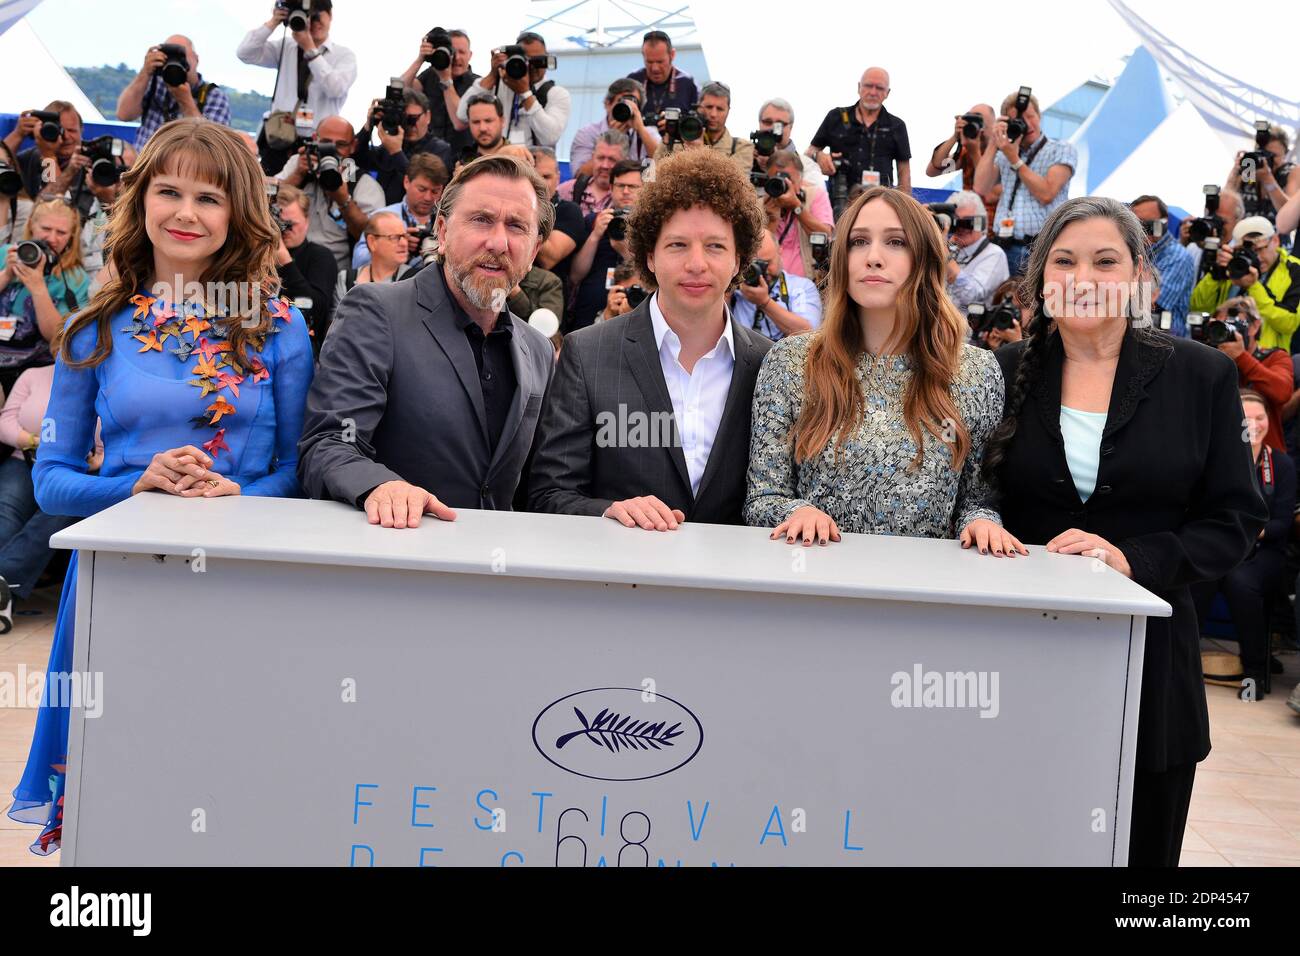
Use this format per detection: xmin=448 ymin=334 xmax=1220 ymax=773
xmin=795 ymin=186 xmax=971 ymax=470
xmin=60 ymin=119 xmax=280 ymax=369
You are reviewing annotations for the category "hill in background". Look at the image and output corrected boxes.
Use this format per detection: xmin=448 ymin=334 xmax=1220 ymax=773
xmin=66 ymin=64 xmax=270 ymax=133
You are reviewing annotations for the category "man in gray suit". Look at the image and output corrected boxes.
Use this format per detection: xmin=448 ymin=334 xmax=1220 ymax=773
xmin=529 ymin=148 xmax=774 ymax=530
xmin=299 ymin=154 xmax=556 ymax=527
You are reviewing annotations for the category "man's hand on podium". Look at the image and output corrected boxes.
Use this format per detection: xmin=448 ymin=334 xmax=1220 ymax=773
xmin=604 ymin=496 xmax=685 ymax=531
xmin=364 ymin=480 xmax=457 ymax=528
xmin=960 ymin=518 xmax=1028 ymax=557
xmin=1045 ymin=529 xmax=1132 ymax=578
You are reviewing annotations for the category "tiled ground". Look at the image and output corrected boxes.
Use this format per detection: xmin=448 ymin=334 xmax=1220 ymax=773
xmin=1 ymin=587 xmax=1297 ymax=866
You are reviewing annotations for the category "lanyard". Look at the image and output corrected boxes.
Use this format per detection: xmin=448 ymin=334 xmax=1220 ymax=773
xmin=1259 ymin=445 xmax=1274 ymax=491
xmin=778 ymin=211 xmax=799 ymax=246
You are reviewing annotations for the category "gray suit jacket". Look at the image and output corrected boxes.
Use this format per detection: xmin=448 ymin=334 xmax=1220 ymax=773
xmin=528 ymin=300 xmax=772 ymax=525
xmin=298 ymin=264 xmax=554 ymax=510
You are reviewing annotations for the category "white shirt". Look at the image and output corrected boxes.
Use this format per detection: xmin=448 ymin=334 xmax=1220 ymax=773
xmin=946 ymin=236 xmax=1010 ymax=311
xmin=649 ymin=293 xmax=736 ymax=497
xmin=236 ymin=24 xmax=357 ymax=122
xmin=276 ymin=154 xmax=386 ymax=269
xmin=455 ymin=79 xmax=572 ymax=148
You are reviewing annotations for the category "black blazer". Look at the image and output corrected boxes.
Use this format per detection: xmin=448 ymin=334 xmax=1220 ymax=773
xmin=298 ymin=264 xmax=554 ymax=511
xmin=528 ymin=301 xmax=772 ymax=524
xmin=995 ymin=329 xmax=1268 ymax=772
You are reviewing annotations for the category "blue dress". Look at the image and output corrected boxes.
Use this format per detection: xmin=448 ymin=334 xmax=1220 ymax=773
xmin=6 ymin=293 xmax=313 ymax=854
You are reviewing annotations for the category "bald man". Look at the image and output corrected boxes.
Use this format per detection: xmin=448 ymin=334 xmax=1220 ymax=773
xmin=808 ymin=65 xmax=912 ymax=203
xmin=116 ymin=34 xmax=232 ymax=148
xmin=277 ymin=115 xmax=386 ymax=268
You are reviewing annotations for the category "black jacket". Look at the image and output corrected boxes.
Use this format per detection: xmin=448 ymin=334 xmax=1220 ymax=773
xmin=278 ymin=239 xmax=337 ymax=356
xmin=528 ymin=301 xmax=772 ymax=525
xmin=353 ymin=130 xmax=454 ymax=206
xmin=994 ymin=329 xmax=1268 ymax=772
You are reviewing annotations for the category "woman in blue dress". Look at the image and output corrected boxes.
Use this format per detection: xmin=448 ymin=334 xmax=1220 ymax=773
xmin=6 ymin=118 xmax=314 ymax=854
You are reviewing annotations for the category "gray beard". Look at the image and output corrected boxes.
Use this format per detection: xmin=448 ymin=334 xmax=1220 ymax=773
xmin=449 ymin=257 xmax=515 ymax=310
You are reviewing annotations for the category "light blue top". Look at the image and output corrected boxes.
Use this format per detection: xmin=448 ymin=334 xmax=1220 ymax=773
xmin=1059 ymin=405 xmax=1106 ymax=503
xmin=33 ymin=298 xmax=314 ymax=517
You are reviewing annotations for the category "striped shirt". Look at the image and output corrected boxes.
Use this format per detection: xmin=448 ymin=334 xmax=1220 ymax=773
xmin=133 ymin=74 xmax=232 ymax=149
xmin=992 ymin=136 xmax=1077 ymax=240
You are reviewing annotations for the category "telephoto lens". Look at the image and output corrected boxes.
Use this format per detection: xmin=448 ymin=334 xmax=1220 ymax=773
xmin=0 ymin=162 xmax=21 ymax=197
xmin=742 ymin=259 xmax=769 ymax=287
xmin=607 ymin=209 xmax=629 ymax=241
xmin=16 ymin=239 xmax=55 ymax=274
xmin=425 ymin=28 xmax=453 ymax=70
xmin=611 ymin=99 xmax=635 ymax=124
xmin=155 ymin=43 xmax=190 ymax=87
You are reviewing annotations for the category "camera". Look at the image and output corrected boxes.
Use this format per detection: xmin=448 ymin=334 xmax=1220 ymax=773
xmin=265 ymin=181 xmax=290 ymax=233
xmin=1227 ymin=244 xmax=1260 ymax=282
xmin=375 ymin=78 xmax=407 ymax=137
xmin=742 ymin=258 xmax=770 ymax=287
xmin=26 ymin=110 xmax=62 ymax=143
xmin=927 ymin=202 xmax=957 ymax=231
xmin=809 ymin=232 xmax=830 ymax=270
xmin=960 ymin=113 xmax=984 ymax=140
xmin=826 ymin=154 xmax=849 ymax=217
xmin=751 ymin=170 xmax=802 ymax=201
xmin=607 ymin=208 xmax=630 ymax=242
xmin=80 ymin=135 xmax=125 ymax=188
xmin=1198 ymin=313 xmax=1250 ymax=347
xmin=0 ymin=160 xmax=21 ymax=197
xmin=967 ymin=302 xmax=1019 ymax=343
xmin=411 ymin=222 xmax=437 ymax=260
xmin=660 ymin=107 xmax=704 ymax=146
xmin=1187 ymin=185 xmax=1223 ymax=246
xmin=1005 ymin=86 xmax=1032 ymax=141
xmin=494 ymin=45 xmax=555 ymax=81
xmin=153 ymin=42 xmax=190 ymax=87
xmin=424 ymin=27 xmax=453 ymax=70
xmin=611 ymin=97 xmax=638 ymax=124
xmin=624 ymin=284 xmax=648 ymax=309
xmin=16 ymin=238 xmax=55 ymax=274
xmin=304 ymin=141 xmax=349 ymax=192
xmin=1140 ymin=216 xmax=1166 ymax=240
xmin=750 ymin=121 xmax=785 ymax=157
xmin=277 ymin=1 xmax=311 ymax=33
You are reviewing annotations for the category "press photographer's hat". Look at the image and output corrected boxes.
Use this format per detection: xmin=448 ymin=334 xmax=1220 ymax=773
xmin=1232 ymin=216 xmax=1276 ymax=243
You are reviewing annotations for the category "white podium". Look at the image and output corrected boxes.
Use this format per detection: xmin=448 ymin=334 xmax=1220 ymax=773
xmin=52 ymin=495 xmax=1169 ymax=866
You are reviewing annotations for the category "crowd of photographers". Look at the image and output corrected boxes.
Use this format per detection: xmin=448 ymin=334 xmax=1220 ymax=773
xmin=0 ymin=0 xmax=1299 ymax=697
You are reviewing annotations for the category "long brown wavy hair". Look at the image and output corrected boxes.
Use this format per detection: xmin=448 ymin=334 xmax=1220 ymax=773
xmin=795 ymin=186 xmax=970 ymax=470
xmin=60 ymin=119 xmax=281 ymax=369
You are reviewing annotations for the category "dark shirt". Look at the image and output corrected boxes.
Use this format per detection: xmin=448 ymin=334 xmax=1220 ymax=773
xmin=810 ymin=102 xmax=911 ymax=189
xmin=417 ymin=69 xmax=480 ymax=154
xmin=278 ymin=239 xmax=338 ymax=355
xmin=1254 ymin=446 xmax=1296 ymax=552
xmin=16 ymin=147 xmax=52 ymax=199
xmin=547 ymin=194 xmax=587 ymax=320
xmin=353 ymin=130 xmax=453 ymax=206
xmin=445 ymin=266 xmax=517 ymax=452
xmin=570 ymin=210 xmax=623 ymax=332
xmin=627 ymin=66 xmax=697 ymax=116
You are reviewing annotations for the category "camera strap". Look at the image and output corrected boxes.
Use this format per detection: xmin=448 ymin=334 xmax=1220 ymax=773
xmin=1259 ymin=444 xmax=1274 ymax=494
xmin=956 ymin=237 xmax=991 ymax=265
xmin=1006 ymin=135 xmax=1048 ymax=212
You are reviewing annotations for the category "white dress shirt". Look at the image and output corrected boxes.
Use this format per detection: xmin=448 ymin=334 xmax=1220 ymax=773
xmin=455 ymin=79 xmax=572 ymax=148
xmin=649 ymin=293 xmax=736 ymax=497
xmin=236 ymin=24 xmax=357 ymax=122
xmin=946 ymin=236 xmax=1011 ymax=311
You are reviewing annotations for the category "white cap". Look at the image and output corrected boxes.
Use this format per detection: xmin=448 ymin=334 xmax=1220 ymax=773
xmin=1232 ymin=216 xmax=1275 ymax=243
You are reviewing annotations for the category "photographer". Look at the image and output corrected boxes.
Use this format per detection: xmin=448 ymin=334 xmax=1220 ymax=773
xmin=627 ymin=30 xmax=697 ymax=116
xmin=730 ymin=229 xmax=821 ymax=341
xmin=941 ymin=190 xmax=1009 ymax=313
xmin=1202 ymin=296 xmax=1292 ymax=451
xmin=973 ymin=278 xmax=1030 ymax=350
xmin=402 ymin=28 xmax=478 ymax=154
xmin=453 ymin=31 xmax=570 ymax=148
xmin=558 ymin=131 xmax=627 ymax=217
xmin=529 ymin=146 xmax=586 ymax=324
xmin=115 ymin=35 xmax=231 ymax=148
xmin=599 ymin=261 xmax=641 ymax=322
xmin=926 ymin=104 xmax=999 ymax=231
xmin=752 ymin=99 xmax=823 ymax=186
xmin=351 ymin=153 xmax=447 ymax=269
xmin=651 ymin=81 xmax=754 ymax=178
xmin=808 ymin=67 xmax=912 ymax=198
xmin=972 ymin=88 xmax=1077 ymax=276
xmin=569 ymin=79 xmax=659 ymax=173
xmin=276 ymin=116 xmax=385 ymax=269
xmin=354 ymin=87 xmax=452 ymax=205
xmin=0 ymin=139 xmax=33 ymax=247
xmin=569 ymin=159 xmax=643 ymax=331
xmin=237 ymin=1 xmax=357 ymax=172
xmin=1130 ymin=194 xmax=1196 ymax=337
xmin=80 ymin=140 xmax=136 ymax=274
xmin=4 ymin=101 xmax=84 ymax=201
xmin=1190 ymin=217 xmax=1300 ymax=351
xmin=0 ymin=199 xmax=91 ymax=394
xmin=272 ymin=182 xmax=337 ymax=353
xmin=1192 ymin=389 xmax=1295 ymax=699
xmin=760 ymin=150 xmax=833 ymax=280
xmin=1180 ymin=186 xmax=1243 ymax=272
xmin=1226 ymin=124 xmax=1298 ymax=224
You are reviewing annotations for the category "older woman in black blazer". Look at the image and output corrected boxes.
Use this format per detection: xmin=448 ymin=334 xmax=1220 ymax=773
xmin=984 ymin=197 xmax=1268 ymax=867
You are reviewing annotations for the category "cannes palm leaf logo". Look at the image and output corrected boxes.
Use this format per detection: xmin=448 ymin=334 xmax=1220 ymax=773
xmin=556 ymin=707 xmax=684 ymax=753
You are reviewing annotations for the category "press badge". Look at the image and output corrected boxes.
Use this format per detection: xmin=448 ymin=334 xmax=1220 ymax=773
xmin=997 ymin=217 xmax=1016 ymax=239
xmin=294 ymin=108 xmax=315 ymax=138
xmin=861 ymin=170 xmax=881 ymax=187
xmin=0 ymin=317 xmax=17 ymax=341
